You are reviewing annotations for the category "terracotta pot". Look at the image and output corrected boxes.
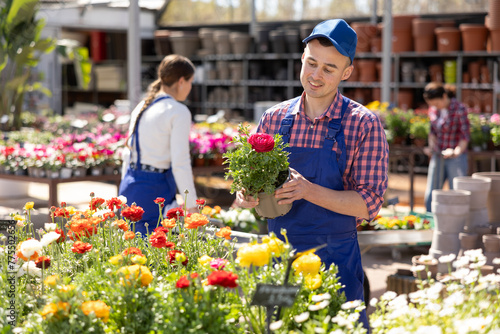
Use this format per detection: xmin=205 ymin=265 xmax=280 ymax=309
xmin=482 ymin=234 xmax=500 ymax=253
xmin=472 ymin=172 xmax=500 ymax=223
xmin=351 ymin=22 xmax=379 ymax=53
xmin=459 ymin=24 xmax=488 ymax=52
xmin=412 ymin=255 xmax=438 ymax=279
xmin=255 ymin=169 xmax=292 ymax=219
xmin=357 ymin=59 xmax=377 ymax=82
xmin=371 ymin=37 xmax=382 ymax=53
xmin=397 ymin=89 xmax=414 ymax=110
xmin=489 ymin=29 xmax=500 ymax=51
xmin=435 ymin=27 xmax=461 ymax=52
xmin=392 ymin=30 xmax=413 ymax=53
xmin=412 ymin=19 xmax=437 ymax=37
xmin=466 ymin=208 xmax=490 ymax=231
xmin=414 ymin=35 xmax=435 ymax=52
xmin=459 ymin=232 xmax=479 ymax=254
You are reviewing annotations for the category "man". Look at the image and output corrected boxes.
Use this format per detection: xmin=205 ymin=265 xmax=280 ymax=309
xmin=236 ymin=19 xmax=389 ymax=330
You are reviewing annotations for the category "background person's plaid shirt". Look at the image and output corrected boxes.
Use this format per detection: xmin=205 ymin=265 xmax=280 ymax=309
xmin=429 ymin=98 xmax=470 ymax=151
xmin=256 ymin=91 xmax=389 ymax=223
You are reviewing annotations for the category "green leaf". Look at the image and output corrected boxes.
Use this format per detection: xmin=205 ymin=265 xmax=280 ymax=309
xmin=6 ymin=0 xmax=38 ymax=35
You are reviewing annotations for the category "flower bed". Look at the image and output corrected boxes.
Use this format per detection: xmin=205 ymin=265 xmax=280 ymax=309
xmin=358 ymin=214 xmax=432 ymax=231
xmin=0 ymin=196 xmax=367 ymax=333
xmin=189 ymin=122 xmax=240 ymax=167
xmin=0 ymin=109 xmax=128 ymax=177
xmin=1 ymin=196 xmax=500 ymax=333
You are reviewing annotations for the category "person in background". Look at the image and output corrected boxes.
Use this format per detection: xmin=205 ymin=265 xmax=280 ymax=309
xmin=422 ymin=82 xmax=470 ymax=213
xmin=236 ymin=19 xmax=389 ymax=331
xmin=119 ymin=54 xmax=198 ymax=235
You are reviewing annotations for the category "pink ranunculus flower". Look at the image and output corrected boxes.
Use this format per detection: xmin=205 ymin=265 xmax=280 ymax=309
xmin=247 ymin=133 xmax=275 ymax=153
xmin=490 ymin=113 xmax=500 ymax=125
xmin=210 ymin=258 xmax=228 ymax=270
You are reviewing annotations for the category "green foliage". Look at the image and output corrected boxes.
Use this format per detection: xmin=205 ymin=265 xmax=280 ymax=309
xmin=223 ymin=124 xmax=290 ymax=198
xmin=0 ymin=0 xmax=55 ymax=130
xmin=409 ymin=116 xmax=430 ymax=140
xmin=468 ymin=113 xmax=491 ymax=149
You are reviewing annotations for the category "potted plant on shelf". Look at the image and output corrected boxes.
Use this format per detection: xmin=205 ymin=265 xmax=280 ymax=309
xmin=468 ymin=114 xmax=491 ymax=151
xmin=223 ymin=124 xmax=291 ymax=219
xmin=409 ymin=115 xmax=430 ymax=148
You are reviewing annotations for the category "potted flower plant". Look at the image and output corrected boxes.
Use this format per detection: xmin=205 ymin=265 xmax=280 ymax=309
xmin=409 ymin=116 xmax=430 ymax=147
xmin=223 ymin=124 xmax=291 ymax=218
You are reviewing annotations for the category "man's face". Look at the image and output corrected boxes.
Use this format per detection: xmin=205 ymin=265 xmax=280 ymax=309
xmin=300 ymin=39 xmax=353 ymax=102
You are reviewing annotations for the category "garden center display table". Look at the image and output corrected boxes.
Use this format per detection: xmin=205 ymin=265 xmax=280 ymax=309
xmin=0 ymin=173 xmax=122 ymax=208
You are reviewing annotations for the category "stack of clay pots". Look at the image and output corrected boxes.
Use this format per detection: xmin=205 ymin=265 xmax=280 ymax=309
xmin=453 ymin=176 xmax=492 ymax=254
xmin=350 ymin=22 xmax=379 ymax=53
xmin=229 ymin=32 xmax=252 ymax=55
xmin=412 ymin=19 xmax=437 ymax=52
xmin=213 ymin=30 xmax=232 ymax=55
xmin=435 ymin=25 xmax=461 ymax=53
xmin=473 ymin=172 xmax=500 ymax=229
xmin=486 ymin=0 xmax=500 ymax=51
xmin=391 ymin=15 xmax=416 ymax=53
xmin=198 ymin=28 xmax=216 ymax=55
xmin=429 ymin=189 xmax=471 ymax=272
xmin=169 ymin=31 xmax=200 ymax=58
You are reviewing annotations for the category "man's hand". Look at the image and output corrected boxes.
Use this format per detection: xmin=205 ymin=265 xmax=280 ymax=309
xmin=274 ymin=168 xmax=312 ymax=205
xmin=235 ymin=190 xmax=259 ymax=208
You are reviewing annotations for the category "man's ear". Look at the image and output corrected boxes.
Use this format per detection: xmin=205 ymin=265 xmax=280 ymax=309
xmin=341 ymin=64 xmax=354 ymax=81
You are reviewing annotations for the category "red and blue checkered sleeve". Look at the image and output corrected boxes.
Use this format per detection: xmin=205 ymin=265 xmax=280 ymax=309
xmin=350 ymin=112 xmax=389 ymax=223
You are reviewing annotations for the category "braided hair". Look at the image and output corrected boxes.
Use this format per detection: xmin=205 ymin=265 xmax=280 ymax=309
xmin=126 ymin=54 xmax=195 ymax=148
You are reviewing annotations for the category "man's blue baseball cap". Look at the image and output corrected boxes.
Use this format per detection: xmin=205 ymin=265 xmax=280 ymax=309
xmin=302 ymin=19 xmax=357 ymax=64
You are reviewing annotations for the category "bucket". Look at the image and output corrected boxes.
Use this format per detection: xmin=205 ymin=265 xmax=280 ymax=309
xmin=444 ymin=60 xmax=457 ymax=84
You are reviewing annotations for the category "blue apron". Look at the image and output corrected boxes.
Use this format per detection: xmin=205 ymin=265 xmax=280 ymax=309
xmin=119 ymin=96 xmax=177 ymax=235
xmin=270 ymin=96 xmax=369 ymax=331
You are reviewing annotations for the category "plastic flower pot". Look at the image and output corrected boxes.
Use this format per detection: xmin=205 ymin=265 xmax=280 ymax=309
xmin=255 ymin=169 xmax=292 ymax=219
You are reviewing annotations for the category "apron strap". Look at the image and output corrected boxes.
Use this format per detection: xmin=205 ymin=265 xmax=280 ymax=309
xmin=278 ymin=97 xmax=300 ymax=145
xmin=323 ymin=96 xmax=349 ymax=174
xmin=132 ymin=95 xmax=171 ymax=169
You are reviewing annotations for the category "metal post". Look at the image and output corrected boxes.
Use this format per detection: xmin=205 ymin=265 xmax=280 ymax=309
xmin=128 ymin=1 xmax=141 ymax=111
xmin=381 ymin=0 xmax=392 ymax=104
xmin=371 ymin=0 xmax=378 ymax=25
xmin=250 ymin=0 xmax=256 ymax=38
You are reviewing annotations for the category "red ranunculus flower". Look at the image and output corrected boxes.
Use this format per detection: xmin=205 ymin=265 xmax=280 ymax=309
xmin=106 ymin=197 xmax=124 ymax=211
xmin=52 ymin=207 xmax=70 ymax=218
xmin=122 ymin=247 xmax=143 ymax=256
xmin=90 ymin=197 xmax=106 ymax=211
xmin=154 ymin=226 xmax=169 ymax=234
xmin=149 ymin=231 xmax=168 ymax=248
xmin=121 ymin=204 xmax=145 ymax=222
xmin=166 ymin=207 xmax=184 ymax=219
xmin=196 ymin=199 xmax=206 ymax=206
xmin=206 ymin=270 xmax=238 ymax=288
xmin=247 ymin=133 xmax=275 ymax=153
xmin=168 ymin=250 xmax=188 ymax=266
xmin=176 ymin=275 xmax=191 ymax=289
xmin=35 ymin=256 xmax=51 ymax=269
xmin=55 ymin=228 xmax=66 ymax=243
xmin=154 ymin=197 xmax=165 ymax=207
xmin=71 ymin=241 xmax=93 ymax=254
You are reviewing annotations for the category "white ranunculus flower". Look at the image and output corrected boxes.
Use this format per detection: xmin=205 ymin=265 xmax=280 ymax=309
xmin=118 ymin=195 xmax=127 ymax=205
xmin=19 ymin=239 xmax=42 ymax=258
xmin=40 ymin=231 xmax=61 ymax=247
xmin=341 ymin=299 xmax=362 ymax=310
xmin=237 ymin=209 xmax=255 ymax=223
xmin=93 ymin=208 xmax=112 ymax=217
xmin=17 ymin=261 xmax=41 ymax=278
xmin=44 ymin=223 xmax=57 ymax=232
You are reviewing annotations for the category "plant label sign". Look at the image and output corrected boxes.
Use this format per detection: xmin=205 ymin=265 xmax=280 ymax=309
xmin=251 ymin=283 xmax=300 ymax=307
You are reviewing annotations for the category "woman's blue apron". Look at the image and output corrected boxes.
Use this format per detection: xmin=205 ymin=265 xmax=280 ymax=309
xmin=118 ymin=96 xmax=177 ymax=235
xmin=270 ymin=96 xmax=369 ymax=330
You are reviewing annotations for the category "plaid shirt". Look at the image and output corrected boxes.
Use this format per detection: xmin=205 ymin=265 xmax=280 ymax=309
xmin=429 ymin=98 xmax=470 ymax=151
xmin=256 ymin=91 xmax=389 ymax=222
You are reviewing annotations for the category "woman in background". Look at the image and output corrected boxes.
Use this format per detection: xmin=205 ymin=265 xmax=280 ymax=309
xmin=422 ymin=82 xmax=470 ymax=213
xmin=119 ymin=54 xmax=198 ymax=235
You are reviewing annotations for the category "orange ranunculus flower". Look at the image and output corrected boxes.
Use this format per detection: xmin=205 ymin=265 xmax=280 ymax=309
xmin=236 ymin=243 xmax=271 ymax=267
xmin=215 ymin=226 xmax=232 ymax=240
xmin=67 ymin=215 xmax=102 ymax=238
xmin=161 ymin=218 xmax=177 ymax=229
xmin=40 ymin=301 xmax=70 ymax=320
xmin=116 ymin=219 xmax=129 ymax=231
xmin=81 ymin=300 xmax=111 ymax=322
xmin=117 ymin=264 xmax=153 ymax=287
xmin=262 ymin=235 xmax=285 ymax=257
xmin=122 ymin=247 xmax=143 ymax=257
xmin=71 ymin=241 xmax=93 ymax=254
xmin=184 ymin=213 xmax=209 ymax=229
xmin=123 ymin=231 xmax=135 ymax=240
xmin=292 ymin=252 xmax=322 ymax=276
xmin=213 ymin=205 xmax=222 ymax=214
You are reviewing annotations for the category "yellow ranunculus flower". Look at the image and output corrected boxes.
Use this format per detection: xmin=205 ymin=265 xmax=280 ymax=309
xmin=13 ymin=214 xmax=25 ymax=222
xmin=201 ymin=206 xmax=213 ymax=216
xmin=44 ymin=274 xmax=60 ymax=287
xmin=236 ymin=243 xmax=271 ymax=267
xmin=40 ymin=301 xmax=70 ymax=319
xmin=66 ymin=206 xmax=77 ymax=215
xmin=24 ymin=202 xmax=34 ymax=210
xmin=117 ymin=264 xmax=153 ymax=287
xmin=59 ymin=284 xmax=76 ymax=293
xmin=81 ymin=300 xmax=111 ymax=322
xmin=198 ymin=254 xmax=213 ymax=266
xmin=131 ymin=255 xmax=147 ymax=265
xmin=304 ymin=273 xmax=322 ymax=290
xmin=109 ymin=255 xmax=124 ymax=265
xmin=262 ymin=235 xmax=285 ymax=257
xmin=292 ymin=252 xmax=322 ymax=276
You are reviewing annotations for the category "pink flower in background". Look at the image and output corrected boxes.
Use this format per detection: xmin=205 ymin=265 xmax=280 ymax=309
xmin=491 ymin=113 xmax=500 ymax=125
